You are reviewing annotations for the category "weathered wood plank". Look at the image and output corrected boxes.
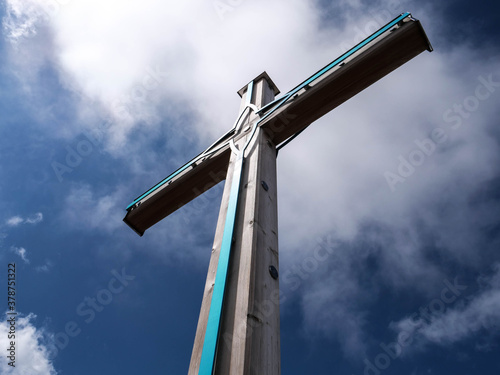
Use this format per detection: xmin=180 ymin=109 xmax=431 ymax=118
xmin=188 ymin=144 xmax=238 ymax=375
xmin=189 ymin=76 xmax=280 ymax=374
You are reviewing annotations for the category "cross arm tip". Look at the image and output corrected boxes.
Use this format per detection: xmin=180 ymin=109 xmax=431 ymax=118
xmin=123 ymin=213 xmax=145 ymax=237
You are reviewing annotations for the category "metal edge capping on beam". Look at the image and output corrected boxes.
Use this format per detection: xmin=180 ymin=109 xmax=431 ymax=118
xmin=256 ymin=12 xmax=432 ymax=118
xmin=259 ymin=14 xmax=433 ymax=148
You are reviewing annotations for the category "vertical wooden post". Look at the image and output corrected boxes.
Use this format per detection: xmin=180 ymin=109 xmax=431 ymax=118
xmin=189 ymin=74 xmax=280 ymax=374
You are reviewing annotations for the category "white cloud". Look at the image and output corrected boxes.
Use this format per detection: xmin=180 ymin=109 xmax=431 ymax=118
xmin=11 ymin=246 xmax=30 ymax=264
xmin=5 ymin=213 xmax=44 ymax=227
xmin=6 ymin=216 xmax=24 ymax=227
xmin=297 ymin=244 xmax=372 ymax=357
xmin=0 ymin=313 xmax=57 ymax=375
xmin=3 ymin=0 xmax=500 ymax=359
xmin=25 ymin=212 xmax=44 ymax=224
xmin=392 ymin=264 xmax=500 ymax=350
xmin=2 ymin=0 xmax=337 ymax=152
xmin=61 ymin=184 xmax=126 ymax=232
xmin=271 ymin=33 xmax=499 ymax=352
xmin=36 ymin=260 xmax=53 ymax=273
xmin=2 ymin=0 xmax=45 ymax=43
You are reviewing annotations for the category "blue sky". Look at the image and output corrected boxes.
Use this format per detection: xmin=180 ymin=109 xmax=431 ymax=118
xmin=1 ymin=0 xmax=499 ymax=374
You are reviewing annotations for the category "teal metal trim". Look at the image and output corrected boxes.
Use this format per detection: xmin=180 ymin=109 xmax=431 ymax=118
xmin=126 ymin=158 xmax=197 ymax=211
xmin=246 ymin=80 xmax=254 ymax=107
xmin=198 ymin=153 xmax=243 ymax=375
xmin=257 ymin=12 xmax=411 ymax=122
xmin=198 ymin=80 xmax=257 ymax=374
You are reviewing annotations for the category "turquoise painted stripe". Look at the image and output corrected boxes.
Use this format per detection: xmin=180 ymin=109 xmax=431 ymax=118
xmin=198 ymin=80 xmax=258 ymax=374
xmin=246 ymin=80 xmax=254 ymax=107
xmin=258 ymin=12 xmax=411 ymax=124
xmin=288 ymin=12 xmax=410 ymax=94
xmin=126 ymin=158 xmax=198 ymax=210
xmin=198 ymin=154 xmax=244 ymax=375
xmin=126 ymin=128 xmax=235 ymax=211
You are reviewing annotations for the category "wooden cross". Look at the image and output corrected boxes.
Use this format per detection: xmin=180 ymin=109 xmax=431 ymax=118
xmin=123 ymin=13 xmax=432 ymax=375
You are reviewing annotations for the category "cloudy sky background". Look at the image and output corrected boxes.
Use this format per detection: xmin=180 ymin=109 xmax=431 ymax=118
xmin=0 ymin=0 xmax=499 ymax=374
